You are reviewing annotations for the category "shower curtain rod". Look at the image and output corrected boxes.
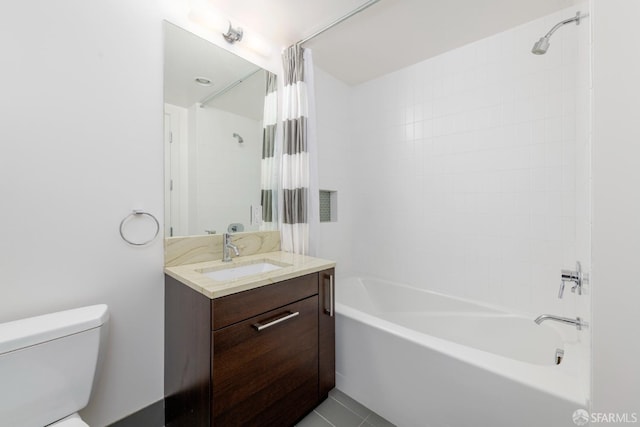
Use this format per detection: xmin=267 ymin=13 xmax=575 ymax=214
xmin=295 ymin=0 xmax=382 ymax=46
xmin=199 ymin=68 xmax=262 ymax=107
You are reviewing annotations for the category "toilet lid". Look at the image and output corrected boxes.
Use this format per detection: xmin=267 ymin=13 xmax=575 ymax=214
xmin=48 ymin=414 xmax=89 ymax=427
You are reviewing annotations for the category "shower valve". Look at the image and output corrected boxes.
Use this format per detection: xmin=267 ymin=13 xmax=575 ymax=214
xmin=558 ymin=261 xmax=583 ymax=298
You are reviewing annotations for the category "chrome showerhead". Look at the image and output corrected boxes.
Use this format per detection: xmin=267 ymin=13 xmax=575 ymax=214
xmin=531 ymin=11 xmax=587 ymax=55
xmin=532 ymin=37 xmax=550 ymax=55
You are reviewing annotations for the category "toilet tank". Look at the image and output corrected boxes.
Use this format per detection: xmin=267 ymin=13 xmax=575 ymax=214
xmin=0 ymin=305 xmax=109 ymax=427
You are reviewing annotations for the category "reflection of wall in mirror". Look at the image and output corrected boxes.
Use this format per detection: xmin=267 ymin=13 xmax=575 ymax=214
xmin=165 ymin=102 xmax=262 ymax=237
xmin=192 ymin=105 xmax=262 ymax=235
xmin=166 ymin=101 xmax=263 ymax=237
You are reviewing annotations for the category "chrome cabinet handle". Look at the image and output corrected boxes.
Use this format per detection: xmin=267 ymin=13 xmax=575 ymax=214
xmin=252 ymin=311 xmax=299 ymax=331
xmin=324 ymin=274 xmax=334 ymax=317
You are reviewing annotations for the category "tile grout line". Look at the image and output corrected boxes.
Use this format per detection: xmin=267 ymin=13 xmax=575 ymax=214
xmin=358 ymin=413 xmax=372 ymax=427
xmin=329 ymin=395 xmax=371 ymax=421
xmin=313 ymin=409 xmax=337 ymax=427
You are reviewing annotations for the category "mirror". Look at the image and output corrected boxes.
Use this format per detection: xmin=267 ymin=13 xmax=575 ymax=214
xmin=163 ymin=22 xmax=276 ymax=237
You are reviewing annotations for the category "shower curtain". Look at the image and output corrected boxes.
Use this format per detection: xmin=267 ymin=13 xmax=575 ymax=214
xmin=261 ymin=71 xmax=278 ymax=230
xmin=281 ymin=45 xmax=319 ymax=255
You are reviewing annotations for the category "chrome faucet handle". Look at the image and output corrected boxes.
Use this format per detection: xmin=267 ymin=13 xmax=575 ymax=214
xmin=558 ymin=280 xmax=566 ymax=298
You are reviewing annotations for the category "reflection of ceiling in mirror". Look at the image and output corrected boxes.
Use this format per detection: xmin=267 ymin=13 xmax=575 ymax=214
xmin=203 ymin=71 xmax=265 ymax=121
xmin=164 ymin=22 xmax=266 ymax=121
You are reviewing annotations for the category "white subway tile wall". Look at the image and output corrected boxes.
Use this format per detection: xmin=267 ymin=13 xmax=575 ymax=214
xmin=346 ymin=4 xmax=591 ymax=319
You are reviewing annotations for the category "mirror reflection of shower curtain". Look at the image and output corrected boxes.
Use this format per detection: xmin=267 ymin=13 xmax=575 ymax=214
xmin=280 ymin=45 xmax=318 ymax=255
xmin=261 ymin=71 xmax=278 ymax=230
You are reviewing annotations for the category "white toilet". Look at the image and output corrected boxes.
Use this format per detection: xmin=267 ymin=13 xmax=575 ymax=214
xmin=0 ymin=304 xmax=109 ymax=427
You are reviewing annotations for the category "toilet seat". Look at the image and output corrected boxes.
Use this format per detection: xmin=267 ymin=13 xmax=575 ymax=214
xmin=48 ymin=413 xmax=89 ymax=427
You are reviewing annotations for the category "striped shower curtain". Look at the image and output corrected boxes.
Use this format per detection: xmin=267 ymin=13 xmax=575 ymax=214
xmin=281 ymin=45 xmax=316 ymax=254
xmin=260 ymin=71 xmax=278 ymax=230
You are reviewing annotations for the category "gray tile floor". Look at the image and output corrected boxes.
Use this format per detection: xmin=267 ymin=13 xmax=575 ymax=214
xmin=296 ymin=389 xmax=396 ymax=427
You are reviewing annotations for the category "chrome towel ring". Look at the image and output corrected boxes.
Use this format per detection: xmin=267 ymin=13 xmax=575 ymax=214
xmin=119 ymin=210 xmax=160 ymax=246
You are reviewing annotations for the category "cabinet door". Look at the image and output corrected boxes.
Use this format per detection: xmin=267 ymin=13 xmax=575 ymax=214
xmin=212 ymin=296 xmax=319 ymax=426
xmin=319 ymin=269 xmax=336 ymax=399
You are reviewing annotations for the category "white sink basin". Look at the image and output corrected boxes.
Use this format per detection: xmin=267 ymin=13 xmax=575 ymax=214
xmin=202 ymin=261 xmax=284 ymax=281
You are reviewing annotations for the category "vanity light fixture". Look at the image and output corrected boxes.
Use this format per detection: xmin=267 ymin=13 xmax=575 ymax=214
xmin=222 ymin=22 xmax=243 ymax=44
xmin=188 ymin=4 xmax=242 ymax=44
xmin=188 ymin=2 xmax=272 ymax=56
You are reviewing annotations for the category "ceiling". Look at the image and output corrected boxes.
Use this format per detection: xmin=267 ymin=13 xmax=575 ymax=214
xmin=208 ymin=0 xmax=582 ymax=85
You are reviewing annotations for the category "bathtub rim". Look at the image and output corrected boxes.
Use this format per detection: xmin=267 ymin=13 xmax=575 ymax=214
xmin=339 ymin=274 xmax=566 ymax=318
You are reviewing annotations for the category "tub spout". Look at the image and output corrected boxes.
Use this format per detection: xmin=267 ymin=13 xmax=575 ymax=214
xmin=534 ymin=314 xmax=588 ymax=331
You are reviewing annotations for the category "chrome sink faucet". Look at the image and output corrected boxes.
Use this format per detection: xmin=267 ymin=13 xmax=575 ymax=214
xmin=534 ymin=314 xmax=588 ymax=330
xmin=222 ymin=233 xmax=239 ymax=262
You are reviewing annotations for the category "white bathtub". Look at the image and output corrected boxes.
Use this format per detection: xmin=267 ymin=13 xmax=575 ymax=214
xmin=335 ymin=277 xmax=588 ymax=427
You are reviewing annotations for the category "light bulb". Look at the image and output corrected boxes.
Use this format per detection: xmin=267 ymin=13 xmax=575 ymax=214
xmin=188 ymin=2 xmax=229 ymax=35
xmin=243 ymin=32 xmax=272 ymax=57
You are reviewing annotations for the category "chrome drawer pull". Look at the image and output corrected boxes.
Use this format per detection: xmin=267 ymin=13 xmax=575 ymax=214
xmin=252 ymin=311 xmax=299 ymax=331
xmin=328 ymin=275 xmax=334 ymax=317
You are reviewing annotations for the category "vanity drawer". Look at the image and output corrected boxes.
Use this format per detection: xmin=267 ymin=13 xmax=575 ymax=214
xmin=212 ymin=295 xmax=319 ymax=426
xmin=211 ymin=273 xmax=318 ymax=330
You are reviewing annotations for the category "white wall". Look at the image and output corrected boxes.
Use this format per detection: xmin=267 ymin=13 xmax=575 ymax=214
xmin=591 ymin=0 xmax=640 ymax=417
xmin=0 ymin=1 xmax=281 ymax=425
xmin=315 ymin=67 xmax=356 ymax=275
xmin=348 ymin=6 xmax=591 ymax=320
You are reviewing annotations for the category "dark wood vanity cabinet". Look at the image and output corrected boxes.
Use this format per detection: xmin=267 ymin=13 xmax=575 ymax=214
xmin=165 ymin=268 xmax=336 ymax=427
